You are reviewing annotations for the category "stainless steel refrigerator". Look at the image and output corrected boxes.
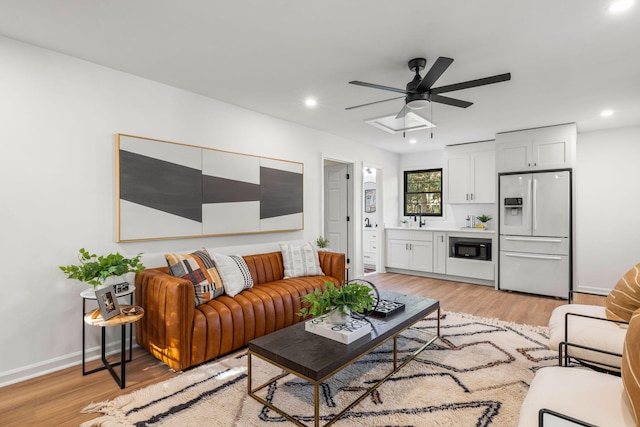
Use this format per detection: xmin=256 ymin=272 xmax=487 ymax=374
xmin=499 ymin=171 xmax=571 ymax=297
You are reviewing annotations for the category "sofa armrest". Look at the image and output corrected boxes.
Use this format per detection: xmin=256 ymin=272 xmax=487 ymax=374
xmin=569 ymin=290 xmax=607 ymax=304
xmin=318 ymin=251 xmax=346 ymax=284
xmin=135 ymin=268 xmax=196 ymax=371
xmin=539 ymin=409 xmax=597 ymax=427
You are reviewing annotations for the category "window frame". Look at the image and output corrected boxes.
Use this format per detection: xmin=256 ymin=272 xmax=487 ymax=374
xmin=403 ymin=168 xmax=443 ymax=217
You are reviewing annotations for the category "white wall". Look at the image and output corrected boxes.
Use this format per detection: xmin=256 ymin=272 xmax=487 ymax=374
xmin=0 ymin=36 xmax=399 ymax=386
xmin=575 ymin=125 xmax=640 ymax=293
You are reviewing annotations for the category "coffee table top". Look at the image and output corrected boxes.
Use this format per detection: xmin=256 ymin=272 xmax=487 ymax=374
xmin=248 ymin=291 xmax=439 ymax=381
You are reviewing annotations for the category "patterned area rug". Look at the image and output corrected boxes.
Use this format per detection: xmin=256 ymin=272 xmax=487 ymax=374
xmin=81 ymin=312 xmax=556 ymax=426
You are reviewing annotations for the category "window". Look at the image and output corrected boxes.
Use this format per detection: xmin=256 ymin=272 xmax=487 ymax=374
xmin=404 ymin=168 xmax=442 ymax=217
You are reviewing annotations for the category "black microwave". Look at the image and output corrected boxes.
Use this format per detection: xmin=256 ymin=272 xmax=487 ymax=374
xmin=454 ymin=241 xmax=491 ymax=260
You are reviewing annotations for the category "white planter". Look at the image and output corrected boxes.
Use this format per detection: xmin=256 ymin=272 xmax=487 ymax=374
xmin=326 ymin=308 xmax=351 ymax=326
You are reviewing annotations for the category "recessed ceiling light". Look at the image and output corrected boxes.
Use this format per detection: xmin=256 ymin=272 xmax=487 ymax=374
xmin=609 ymin=0 xmax=633 ymax=13
xmin=409 ymin=139 xmax=417 ymax=144
xmin=601 ymin=109 xmax=614 ymax=117
xmin=304 ymin=98 xmax=317 ymax=107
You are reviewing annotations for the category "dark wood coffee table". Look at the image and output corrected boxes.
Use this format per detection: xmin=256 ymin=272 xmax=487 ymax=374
xmin=247 ymin=292 xmax=440 ymax=427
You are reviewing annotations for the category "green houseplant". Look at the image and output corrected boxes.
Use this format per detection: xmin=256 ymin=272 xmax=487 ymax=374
xmin=315 ymin=236 xmax=330 ymax=249
xmin=59 ymin=248 xmax=145 ymax=289
xmin=476 ymin=214 xmax=492 ymax=229
xmin=298 ymin=281 xmax=375 ymax=323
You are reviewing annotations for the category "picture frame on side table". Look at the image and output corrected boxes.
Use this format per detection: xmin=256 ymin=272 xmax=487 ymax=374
xmin=95 ymin=285 xmax=121 ymax=320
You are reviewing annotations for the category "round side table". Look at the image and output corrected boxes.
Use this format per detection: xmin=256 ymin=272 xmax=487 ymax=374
xmin=83 ymin=305 xmax=144 ymax=389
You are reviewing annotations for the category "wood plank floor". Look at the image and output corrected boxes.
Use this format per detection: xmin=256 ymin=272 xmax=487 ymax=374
xmin=0 ymin=273 xmax=604 ymax=426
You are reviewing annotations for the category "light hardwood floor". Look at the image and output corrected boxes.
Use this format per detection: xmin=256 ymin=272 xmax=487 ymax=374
xmin=0 ymin=273 xmax=604 ymax=426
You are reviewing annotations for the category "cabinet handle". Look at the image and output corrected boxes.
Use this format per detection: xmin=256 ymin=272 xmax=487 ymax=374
xmin=441 ymin=236 xmax=444 ymax=242
xmin=470 ymin=193 xmax=474 ymax=201
xmin=466 ymin=194 xmax=469 ymax=200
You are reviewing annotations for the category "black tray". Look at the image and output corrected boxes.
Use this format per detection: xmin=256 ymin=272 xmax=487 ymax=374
xmin=371 ymin=299 xmax=405 ymax=317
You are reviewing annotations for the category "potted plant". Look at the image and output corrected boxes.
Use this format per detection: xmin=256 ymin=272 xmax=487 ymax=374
xmin=298 ymin=281 xmax=376 ymax=325
xmin=315 ymin=236 xmax=330 ymax=251
xmin=59 ymin=248 xmax=145 ymax=290
xmin=476 ymin=214 xmax=492 ymax=229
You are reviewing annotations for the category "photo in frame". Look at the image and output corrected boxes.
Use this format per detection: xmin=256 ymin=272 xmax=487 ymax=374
xmin=95 ymin=285 xmax=121 ymax=320
xmin=364 ymin=189 xmax=376 ymax=213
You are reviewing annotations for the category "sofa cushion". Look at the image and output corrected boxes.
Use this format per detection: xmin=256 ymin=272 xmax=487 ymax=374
xmin=280 ymin=242 xmax=324 ymax=278
xmin=165 ymin=250 xmax=224 ymax=305
xmin=607 ymin=263 xmax=640 ymax=322
xmin=212 ymin=252 xmax=254 ymax=297
xmin=548 ymin=303 xmax=625 ymax=370
xmin=622 ymin=309 xmax=640 ymax=426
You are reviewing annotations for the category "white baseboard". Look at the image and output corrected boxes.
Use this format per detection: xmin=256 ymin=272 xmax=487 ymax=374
xmin=0 ymin=339 xmax=138 ymax=388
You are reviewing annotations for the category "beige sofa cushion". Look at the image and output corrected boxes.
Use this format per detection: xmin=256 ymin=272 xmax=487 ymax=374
xmin=622 ymin=309 xmax=640 ymax=425
xmin=517 ymin=366 xmax=636 ymax=427
xmin=607 ymin=263 xmax=640 ymax=322
xmin=548 ymin=303 xmax=625 ymax=370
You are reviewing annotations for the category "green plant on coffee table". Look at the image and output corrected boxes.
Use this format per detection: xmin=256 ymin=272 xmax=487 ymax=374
xmin=315 ymin=236 xmax=330 ymax=248
xmin=298 ymin=281 xmax=375 ymax=318
xmin=59 ymin=248 xmax=145 ymax=288
xmin=476 ymin=214 xmax=492 ymax=223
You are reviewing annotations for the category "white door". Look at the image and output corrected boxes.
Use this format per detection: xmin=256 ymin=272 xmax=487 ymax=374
xmin=324 ymin=163 xmax=349 ymax=257
xmin=532 ymin=171 xmax=570 ymax=238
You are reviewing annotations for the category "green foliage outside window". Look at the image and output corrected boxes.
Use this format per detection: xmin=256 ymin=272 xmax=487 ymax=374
xmin=404 ymin=169 xmax=442 ymax=217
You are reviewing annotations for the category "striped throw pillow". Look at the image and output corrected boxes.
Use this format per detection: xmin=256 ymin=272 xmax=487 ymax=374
xmin=622 ymin=308 xmax=640 ymax=425
xmin=280 ymin=242 xmax=324 ymax=278
xmin=165 ymin=250 xmax=224 ymax=306
xmin=606 ymin=263 xmax=640 ymax=322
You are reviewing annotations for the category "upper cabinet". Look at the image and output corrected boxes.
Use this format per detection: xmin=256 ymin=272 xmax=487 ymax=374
xmin=496 ymin=123 xmax=577 ymax=173
xmin=445 ymin=141 xmax=496 ymax=204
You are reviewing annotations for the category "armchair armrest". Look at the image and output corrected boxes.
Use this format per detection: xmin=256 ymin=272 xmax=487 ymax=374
xmin=539 ymin=409 xmax=597 ymax=427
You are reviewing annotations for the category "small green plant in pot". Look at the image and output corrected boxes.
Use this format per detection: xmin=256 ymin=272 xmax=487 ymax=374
xmin=476 ymin=214 xmax=492 ymax=229
xmin=315 ymin=236 xmax=330 ymax=249
xmin=298 ymin=281 xmax=375 ymax=325
xmin=59 ymin=248 xmax=145 ymax=289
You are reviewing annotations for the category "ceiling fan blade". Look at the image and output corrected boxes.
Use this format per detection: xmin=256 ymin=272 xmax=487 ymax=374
xmin=430 ymin=94 xmax=473 ymax=108
xmin=349 ymin=81 xmax=408 ymax=95
xmin=416 ymin=57 xmax=453 ymax=92
xmin=431 ymin=72 xmax=511 ymax=94
xmin=395 ymin=104 xmax=410 ymax=119
xmin=345 ymin=96 xmax=405 ymax=110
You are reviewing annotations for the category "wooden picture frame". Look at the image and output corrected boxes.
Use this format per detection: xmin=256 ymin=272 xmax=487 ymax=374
xmin=95 ymin=285 xmax=121 ymax=320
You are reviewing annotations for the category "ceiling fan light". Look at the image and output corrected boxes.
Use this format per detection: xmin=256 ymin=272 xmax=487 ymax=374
xmin=407 ymin=99 xmax=429 ymax=110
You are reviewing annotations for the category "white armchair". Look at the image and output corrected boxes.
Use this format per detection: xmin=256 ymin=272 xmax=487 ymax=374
xmin=518 ymin=308 xmax=640 ymax=427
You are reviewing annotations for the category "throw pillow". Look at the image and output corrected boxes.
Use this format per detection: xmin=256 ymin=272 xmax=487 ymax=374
xmin=165 ymin=250 xmax=224 ymax=306
xmin=280 ymin=242 xmax=324 ymax=278
xmin=211 ymin=252 xmax=254 ymax=297
xmin=622 ymin=308 xmax=640 ymax=425
xmin=606 ymin=263 xmax=640 ymax=322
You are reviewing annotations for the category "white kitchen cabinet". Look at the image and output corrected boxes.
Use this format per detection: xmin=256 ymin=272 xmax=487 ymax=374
xmin=446 ymin=142 xmax=496 ymax=204
xmin=385 ymin=229 xmax=433 ymax=272
xmin=433 ymin=232 xmax=447 ymax=274
xmin=363 ymin=228 xmax=378 ymax=268
xmin=496 ymin=123 xmax=577 ymax=173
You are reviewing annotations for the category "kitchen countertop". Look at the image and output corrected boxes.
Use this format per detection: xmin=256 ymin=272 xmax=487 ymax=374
xmin=384 ymin=226 xmax=496 ymax=234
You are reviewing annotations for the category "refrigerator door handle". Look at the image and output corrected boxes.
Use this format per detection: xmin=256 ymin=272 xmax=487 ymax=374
xmin=503 ymin=252 xmax=563 ymax=261
xmin=504 ymin=237 xmax=564 ymax=243
xmin=532 ymin=178 xmax=537 ymax=232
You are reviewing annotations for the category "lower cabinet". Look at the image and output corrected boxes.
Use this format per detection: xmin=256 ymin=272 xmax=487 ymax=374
xmin=386 ymin=230 xmax=434 ymax=272
xmin=433 ymin=232 xmax=447 ymax=274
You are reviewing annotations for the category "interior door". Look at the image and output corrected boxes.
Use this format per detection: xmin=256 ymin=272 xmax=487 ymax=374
xmin=324 ymin=163 xmax=349 ymax=257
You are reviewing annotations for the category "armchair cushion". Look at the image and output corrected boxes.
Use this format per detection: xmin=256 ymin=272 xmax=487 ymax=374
xmin=548 ymin=304 xmax=625 ymax=370
xmin=606 ymin=263 xmax=640 ymax=322
xmin=517 ymin=366 xmax=635 ymax=427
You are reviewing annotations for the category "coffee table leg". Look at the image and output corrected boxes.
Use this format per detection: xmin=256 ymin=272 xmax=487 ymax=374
xmin=247 ymin=353 xmax=252 ymax=394
xmin=314 ymin=382 xmax=320 ymax=427
xmin=393 ymin=337 xmax=398 ymax=370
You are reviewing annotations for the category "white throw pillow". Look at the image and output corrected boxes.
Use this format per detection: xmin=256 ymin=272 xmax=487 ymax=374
xmin=211 ymin=253 xmax=254 ymax=297
xmin=280 ymin=242 xmax=324 ymax=278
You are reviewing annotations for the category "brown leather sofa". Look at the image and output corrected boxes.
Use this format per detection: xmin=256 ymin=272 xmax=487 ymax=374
xmin=135 ymin=250 xmax=346 ymax=371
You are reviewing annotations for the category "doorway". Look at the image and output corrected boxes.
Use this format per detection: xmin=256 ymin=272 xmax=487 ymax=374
xmin=363 ymin=165 xmax=380 ymax=274
xmin=323 ymin=159 xmax=354 ymax=275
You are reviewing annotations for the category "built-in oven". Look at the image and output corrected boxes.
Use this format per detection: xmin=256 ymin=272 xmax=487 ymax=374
xmin=454 ymin=241 xmax=492 ymax=260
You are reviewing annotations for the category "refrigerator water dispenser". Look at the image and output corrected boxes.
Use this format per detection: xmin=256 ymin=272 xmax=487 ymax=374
xmin=503 ymin=197 xmax=523 ymax=228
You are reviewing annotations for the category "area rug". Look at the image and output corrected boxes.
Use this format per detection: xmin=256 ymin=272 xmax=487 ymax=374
xmin=81 ymin=312 xmax=557 ymax=427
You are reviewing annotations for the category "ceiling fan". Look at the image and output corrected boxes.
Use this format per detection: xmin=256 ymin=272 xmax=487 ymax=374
xmin=346 ymin=57 xmax=511 ymax=119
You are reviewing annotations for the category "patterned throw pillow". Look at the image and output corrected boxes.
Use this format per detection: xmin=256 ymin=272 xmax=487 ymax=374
xmin=622 ymin=308 xmax=640 ymax=425
xmin=165 ymin=250 xmax=224 ymax=306
xmin=280 ymin=242 xmax=324 ymax=278
xmin=211 ymin=253 xmax=254 ymax=297
xmin=606 ymin=263 xmax=640 ymax=322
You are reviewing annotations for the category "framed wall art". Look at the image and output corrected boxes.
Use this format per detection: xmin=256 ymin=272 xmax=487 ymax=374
xmin=116 ymin=134 xmax=304 ymax=242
